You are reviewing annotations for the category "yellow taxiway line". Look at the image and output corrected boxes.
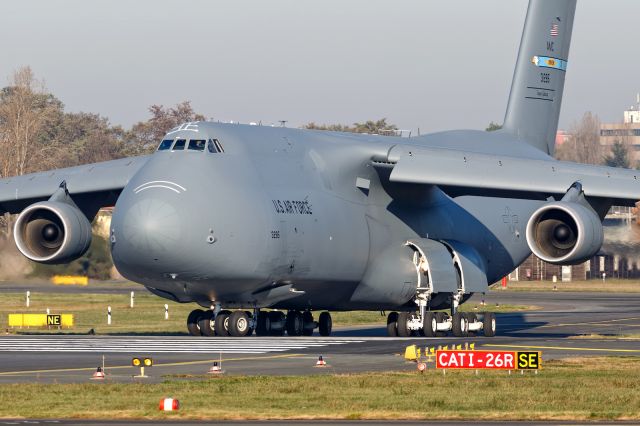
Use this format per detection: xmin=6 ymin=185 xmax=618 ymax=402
xmin=0 ymin=353 xmax=304 ymax=376
xmin=484 ymin=344 xmax=640 ymax=353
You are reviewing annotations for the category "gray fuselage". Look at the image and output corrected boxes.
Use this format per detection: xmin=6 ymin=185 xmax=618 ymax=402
xmin=110 ymin=122 xmax=544 ymax=311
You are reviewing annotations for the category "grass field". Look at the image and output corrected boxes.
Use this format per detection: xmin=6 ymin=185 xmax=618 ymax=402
xmin=0 ymin=291 xmax=537 ymax=334
xmin=0 ymin=357 xmax=637 ymax=420
xmin=493 ymin=279 xmax=640 ymax=292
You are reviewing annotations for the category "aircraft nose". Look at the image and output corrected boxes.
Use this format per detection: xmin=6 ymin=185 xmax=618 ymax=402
xmin=122 ymin=197 xmax=183 ymax=257
xmin=112 ymin=194 xmax=185 ymax=270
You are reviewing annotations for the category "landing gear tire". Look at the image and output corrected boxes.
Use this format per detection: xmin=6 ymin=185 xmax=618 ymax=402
xmin=318 ymin=311 xmax=332 ymax=336
xmin=214 ymin=310 xmax=231 ymax=336
xmin=452 ymin=312 xmax=468 ymax=337
xmin=386 ymin=312 xmax=399 ymax=337
xmin=466 ymin=312 xmax=477 ymax=336
xmin=198 ymin=311 xmax=216 ymax=336
xmin=483 ymin=312 xmax=496 ymax=337
xmin=256 ymin=311 xmax=271 ymax=336
xmin=397 ymin=312 xmax=411 ymax=337
xmin=435 ymin=312 xmax=448 ymax=337
xmin=423 ymin=311 xmax=437 ymax=337
xmin=229 ymin=310 xmax=251 ymax=337
xmin=268 ymin=311 xmax=285 ymax=336
xmin=187 ymin=309 xmax=205 ymax=336
xmin=302 ymin=311 xmax=314 ymax=336
xmin=286 ymin=310 xmax=304 ymax=336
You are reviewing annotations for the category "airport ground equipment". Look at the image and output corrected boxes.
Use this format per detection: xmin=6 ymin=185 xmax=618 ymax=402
xmin=0 ymin=0 xmax=634 ymax=338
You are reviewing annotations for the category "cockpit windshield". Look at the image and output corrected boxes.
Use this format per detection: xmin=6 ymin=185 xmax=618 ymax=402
xmin=172 ymin=139 xmax=186 ymax=150
xmin=188 ymin=139 xmax=206 ymax=151
xmin=156 ymin=136 xmax=224 ymax=154
xmin=158 ymin=139 xmax=173 ymax=150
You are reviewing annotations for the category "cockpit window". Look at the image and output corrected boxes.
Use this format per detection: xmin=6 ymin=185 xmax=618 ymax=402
xmin=172 ymin=139 xmax=186 ymax=151
xmin=188 ymin=139 xmax=206 ymax=151
xmin=158 ymin=139 xmax=174 ymax=151
xmin=207 ymin=138 xmax=225 ymax=153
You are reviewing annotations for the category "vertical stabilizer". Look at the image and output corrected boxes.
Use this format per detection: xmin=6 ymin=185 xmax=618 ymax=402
xmin=502 ymin=0 xmax=577 ymax=156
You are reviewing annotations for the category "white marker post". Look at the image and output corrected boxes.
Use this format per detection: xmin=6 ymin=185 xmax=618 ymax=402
xmin=130 ymin=291 xmax=135 ymax=308
xmin=46 ymin=308 xmax=50 ymax=315
xmin=107 ymin=306 xmax=112 ymax=325
xmin=26 ymin=291 xmax=30 ymax=308
xmin=164 ymin=304 xmax=169 ymax=320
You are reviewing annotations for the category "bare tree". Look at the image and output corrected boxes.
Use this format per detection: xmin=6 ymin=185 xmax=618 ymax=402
xmin=555 ymin=112 xmax=602 ymax=164
xmin=0 ymin=66 xmax=59 ymax=178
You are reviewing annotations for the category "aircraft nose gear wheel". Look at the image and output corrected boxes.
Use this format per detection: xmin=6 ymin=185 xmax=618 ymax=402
xmin=286 ymin=310 xmax=304 ymax=336
xmin=451 ymin=312 xmax=469 ymax=337
xmin=214 ymin=310 xmax=231 ymax=336
xmin=483 ymin=312 xmax=496 ymax=337
xmin=423 ymin=311 xmax=437 ymax=337
xmin=187 ymin=309 xmax=205 ymax=336
xmin=318 ymin=311 xmax=332 ymax=336
xmin=198 ymin=311 xmax=216 ymax=336
xmin=386 ymin=312 xmax=399 ymax=337
xmin=255 ymin=311 xmax=271 ymax=336
xmin=229 ymin=311 xmax=251 ymax=337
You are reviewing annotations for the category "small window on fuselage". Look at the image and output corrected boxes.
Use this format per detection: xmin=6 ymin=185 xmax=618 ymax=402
xmin=158 ymin=139 xmax=174 ymax=151
xmin=172 ymin=139 xmax=186 ymax=151
xmin=188 ymin=139 xmax=206 ymax=152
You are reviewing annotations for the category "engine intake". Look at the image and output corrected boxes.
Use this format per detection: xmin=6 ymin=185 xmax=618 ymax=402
xmin=14 ymin=201 xmax=92 ymax=264
xmin=525 ymin=201 xmax=603 ymax=265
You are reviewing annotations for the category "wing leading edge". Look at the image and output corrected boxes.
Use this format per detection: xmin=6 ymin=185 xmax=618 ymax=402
xmin=374 ymin=145 xmax=640 ymax=206
xmin=0 ymin=156 xmax=150 ymax=215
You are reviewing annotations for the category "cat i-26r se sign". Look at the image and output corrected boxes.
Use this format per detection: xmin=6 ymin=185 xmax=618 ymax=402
xmin=435 ymin=350 xmax=541 ymax=370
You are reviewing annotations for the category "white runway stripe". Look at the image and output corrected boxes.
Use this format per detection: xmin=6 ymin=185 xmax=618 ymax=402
xmin=0 ymin=337 xmax=364 ymax=354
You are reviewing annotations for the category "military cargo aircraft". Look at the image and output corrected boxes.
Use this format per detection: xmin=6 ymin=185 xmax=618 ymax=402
xmin=1 ymin=0 xmax=636 ymax=338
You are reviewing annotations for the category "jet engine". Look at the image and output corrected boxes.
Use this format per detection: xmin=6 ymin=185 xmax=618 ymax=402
xmin=525 ymin=201 xmax=603 ymax=265
xmin=14 ymin=201 xmax=92 ymax=264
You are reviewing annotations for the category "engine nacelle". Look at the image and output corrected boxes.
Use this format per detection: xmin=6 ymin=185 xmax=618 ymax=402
xmin=525 ymin=201 xmax=603 ymax=265
xmin=14 ymin=201 xmax=92 ymax=264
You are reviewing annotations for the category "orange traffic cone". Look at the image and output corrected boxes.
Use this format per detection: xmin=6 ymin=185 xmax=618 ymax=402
xmin=315 ymin=355 xmax=328 ymax=367
xmin=207 ymin=361 xmax=224 ymax=375
xmin=159 ymin=398 xmax=179 ymax=411
xmin=91 ymin=366 xmax=105 ymax=380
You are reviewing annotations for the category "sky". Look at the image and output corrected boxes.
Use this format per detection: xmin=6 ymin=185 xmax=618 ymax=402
xmin=1 ymin=0 xmax=638 ymax=134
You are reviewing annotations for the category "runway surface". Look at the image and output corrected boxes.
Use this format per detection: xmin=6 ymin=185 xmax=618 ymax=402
xmin=0 ymin=291 xmax=638 ymax=383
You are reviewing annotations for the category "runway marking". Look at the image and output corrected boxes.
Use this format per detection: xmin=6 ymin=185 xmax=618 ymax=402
xmin=0 ymin=353 xmax=304 ymax=376
xmin=484 ymin=343 xmax=640 ymax=353
xmin=0 ymin=337 xmax=365 ymax=354
xmin=536 ymin=316 xmax=640 ymax=329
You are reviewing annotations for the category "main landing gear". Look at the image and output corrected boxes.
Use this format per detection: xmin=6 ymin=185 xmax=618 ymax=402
xmin=186 ymin=308 xmax=333 ymax=337
xmin=386 ymin=310 xmax=496 ymax=337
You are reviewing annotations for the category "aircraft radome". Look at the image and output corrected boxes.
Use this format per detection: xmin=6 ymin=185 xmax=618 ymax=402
xmin=1 ymin=0 xmax=636 ymax=338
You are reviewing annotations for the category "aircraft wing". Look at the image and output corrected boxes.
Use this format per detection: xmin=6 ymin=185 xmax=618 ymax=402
xmin=0 ymin=156 xmax=150 ymax=214
xmin=374 ymin=145 xmax=640 ymax=206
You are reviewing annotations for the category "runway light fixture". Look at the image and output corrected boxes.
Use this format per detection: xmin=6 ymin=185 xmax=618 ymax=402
xmin=144 ymin=357 xmax=153 ymax=367
xmin=132 ymin=357 xmax=141 ymax=367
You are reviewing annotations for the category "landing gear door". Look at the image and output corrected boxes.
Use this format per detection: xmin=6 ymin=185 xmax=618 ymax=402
xmin=406 ymin=239 xmax=458 ymax=293
xmin=442 ymin=240 xmax=488 ymax=293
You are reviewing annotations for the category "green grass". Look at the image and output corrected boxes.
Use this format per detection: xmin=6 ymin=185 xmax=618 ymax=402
xmin=0 ymin=357 xmax=638 ymax=420
xmin=0 ymin=291 xmax=538 ymax=334
xmin=493 ymin=279 xmax=640 ymax=292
